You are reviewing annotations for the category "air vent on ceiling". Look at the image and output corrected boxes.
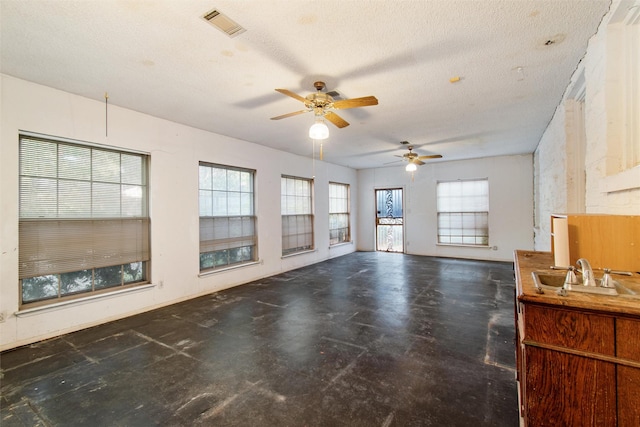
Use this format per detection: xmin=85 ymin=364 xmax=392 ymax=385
xmin=202 ymin=9 xmax=246 ymax=38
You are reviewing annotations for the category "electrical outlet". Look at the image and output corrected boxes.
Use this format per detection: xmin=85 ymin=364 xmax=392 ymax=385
xmin=0 ymin=311 xmax=7 ymax=323
xmin=492 ymin=246 xmax=498 ymax=250
xmin=158 ymin=280 xmax=164 ymax=289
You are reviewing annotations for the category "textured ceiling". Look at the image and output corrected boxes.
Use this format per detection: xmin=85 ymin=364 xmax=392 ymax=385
xmin=0 ymin=0 xmax=610 ymax=169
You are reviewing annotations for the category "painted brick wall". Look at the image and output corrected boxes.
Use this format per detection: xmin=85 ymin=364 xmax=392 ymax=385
xmin=534 ymin=106 xmax=568 ymax=251
xmin=534 ymin=0 xmax=640 ymax=251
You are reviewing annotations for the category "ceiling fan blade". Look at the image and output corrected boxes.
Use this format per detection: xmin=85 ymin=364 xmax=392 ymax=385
xmin=324 ymin=112 xmax=350 ymax=128
xmin=270 ymin=110 xmax=309 ymax=120
xmin=414 ymin=160 xmax=426 ymax=166
xmin=417 ymin=154 xmax=443 ymax=160
xmin=275 ymin=89 xmax=307 ymax=103
xmin=384 ymin=159 xmax=404 ymax=165
xmin=332 ymin=96 xmax=379 ymax=109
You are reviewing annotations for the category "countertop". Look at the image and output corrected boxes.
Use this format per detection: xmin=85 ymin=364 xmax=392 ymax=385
xmin=514 ymin=250 xmax=640 ymax=318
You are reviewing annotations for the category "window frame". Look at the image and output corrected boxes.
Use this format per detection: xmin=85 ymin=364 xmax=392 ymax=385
xmin=436 ymin=178 xmax=489 ymax=247
xmin=281 ymin=175 xmax=314 ymax=256
xmin=329 ymin=182 xmax=351 ymax=246
xmin=198 ymin=162 xmax=257 ymax=272
xmin=18 ymin=134 xmax=150 ymax=309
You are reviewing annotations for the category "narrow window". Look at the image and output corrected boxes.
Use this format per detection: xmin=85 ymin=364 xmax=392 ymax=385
xmin=18 ymin=135 xmax=150 ymax=307
xmin=281 ymin=176 xmax=314 ymax=256
xmin=437 ymin=179 xmax=489 ymax=246
xmin=329 ymin=182 xmax=350 ymax=245
xmin=199 ymin=163 xmax=256 ymax=271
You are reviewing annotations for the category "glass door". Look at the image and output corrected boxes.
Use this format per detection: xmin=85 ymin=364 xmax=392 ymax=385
xmin=375 ymin=188 xmax=403 ymax=252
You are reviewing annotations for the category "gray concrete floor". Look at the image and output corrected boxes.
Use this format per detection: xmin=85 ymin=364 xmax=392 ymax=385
xmin=1 ymin=252 xmax=518 ymax=426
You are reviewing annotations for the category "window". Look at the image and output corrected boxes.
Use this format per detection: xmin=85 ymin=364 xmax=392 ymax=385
xmin=199 ymin=163 xmax=256 ymax=271
xmin=281 ymin=176 xmax=313 ymax=255
xmin=437 ymin=179 xmax=489 ymax=246
xmin=18 ymin=135 xmax=150 ymax=307
xmin=329 ymin=182 xmax=350 ymax=245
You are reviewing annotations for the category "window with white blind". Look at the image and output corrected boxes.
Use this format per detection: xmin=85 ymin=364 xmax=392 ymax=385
xmin=18 ymin=134 xmax=150 ymax=307
xmin=199 ymin=163 xmax=256 ymax=271
xmin=329 ymin=182 xmax=350 ymax=245
xmin=437 ymin=179 xmax=489 ymax=246
xmin=281 ymin=176 xmax=314 ymax=256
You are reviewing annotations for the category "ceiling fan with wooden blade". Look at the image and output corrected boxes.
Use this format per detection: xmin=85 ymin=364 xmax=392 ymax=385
xmin=392 ymin=145 xmax=442 ymax=166
xmin=271 ymin=81 xmax=378 ymax=128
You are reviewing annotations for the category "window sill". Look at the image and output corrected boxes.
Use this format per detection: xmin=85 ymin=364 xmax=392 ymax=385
xmin=198 ymin=260 xmax=262 ymax=277
xmin=329 ymin=241 xmax=353 ymax=248
xmin=15 ymin=283 xmax=156 ymax=318
xmin=281 ymin=249 xmax=317 ymax=259
xmin=436 ymin=243 xmax=492 ymax=249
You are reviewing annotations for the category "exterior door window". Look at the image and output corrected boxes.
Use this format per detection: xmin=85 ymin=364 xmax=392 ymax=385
xmin=375 ymin=188 xmax=403 ymax=252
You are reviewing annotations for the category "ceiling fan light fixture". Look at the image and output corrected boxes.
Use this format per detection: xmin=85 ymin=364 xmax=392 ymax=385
xmin=309 ymin=120 xmax=329 ymax=140
xmin=405 ymin=162 xmax=417 ymax=172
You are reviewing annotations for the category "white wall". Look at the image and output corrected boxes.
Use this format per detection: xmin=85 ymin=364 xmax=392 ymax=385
xmin=357 ymin=154 xmax=534 ymax=262
xmin=534 ymin=0 xmax=640 ymax=251
xmin=0 ymin=75 xmax=357 ymax=350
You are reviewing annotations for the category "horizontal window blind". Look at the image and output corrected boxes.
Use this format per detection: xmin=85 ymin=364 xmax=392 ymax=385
xmin=282 ymin=214 xmax=313 ymax=255
xmin=19 ymin=137 xmax=147 ymax=219
xmin=19 ymin=218 xmax=150 ymax=279
xmin=199 ymin=216 xmax=256 ymax=253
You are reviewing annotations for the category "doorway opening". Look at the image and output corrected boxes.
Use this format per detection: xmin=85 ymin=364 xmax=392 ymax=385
xmin=375 ymin=188 xmax=404 ymax=252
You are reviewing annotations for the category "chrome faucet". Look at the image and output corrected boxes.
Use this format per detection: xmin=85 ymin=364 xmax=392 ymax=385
xmin=576 ymin=258 xmax=596 ymax=287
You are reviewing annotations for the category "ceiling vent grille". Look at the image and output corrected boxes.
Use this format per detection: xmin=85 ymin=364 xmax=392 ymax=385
xmin=202 ymin=9 xmax=246 ymax=38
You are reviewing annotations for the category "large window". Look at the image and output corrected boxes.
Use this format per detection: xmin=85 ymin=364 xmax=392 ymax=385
xmin=437 ymin=179 xmax=489 ymax=246
xmin=281 ymin=176 xmax=313 ymax=256
xmin=199 ymin=163 xmax=256 ymax=271
xmin=18 ymin=135 xmax=149 ymax=307
xmin=329 ymin=182 xmax=350 ymax=245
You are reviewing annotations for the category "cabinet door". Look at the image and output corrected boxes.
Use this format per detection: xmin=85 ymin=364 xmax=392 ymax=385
xmin=523 ymin=305 xmax=617 ymax=426
xmin=525 ymin=346 xmax=616 ymax=426
xmin=617 ymin=318 xmax=640 ymax=427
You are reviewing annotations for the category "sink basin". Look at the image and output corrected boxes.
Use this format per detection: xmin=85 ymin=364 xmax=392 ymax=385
xmin=531 ymin=271 xmax=639 ymax=297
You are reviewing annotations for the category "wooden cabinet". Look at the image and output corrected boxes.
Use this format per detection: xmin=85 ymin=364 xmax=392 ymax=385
xmin=616 ymin=318 xmax=640 ymax=427
xmin=517 ymin=304 xmax=617 ymax=426
xmin=514 ymin=250 xmax=640 ymax=427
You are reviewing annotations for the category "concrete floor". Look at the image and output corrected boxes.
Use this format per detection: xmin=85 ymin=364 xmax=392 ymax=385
xmin=1 ymin=252 xmax=518 ymax=426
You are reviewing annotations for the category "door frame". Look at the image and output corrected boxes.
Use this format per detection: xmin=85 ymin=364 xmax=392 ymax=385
xmin=374 ymin=187 xmax=405 ymax=253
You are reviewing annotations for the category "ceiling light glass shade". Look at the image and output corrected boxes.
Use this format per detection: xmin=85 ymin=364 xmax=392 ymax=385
xmin=309 ymin=121 xmax=329 ymax=140
xmin=405 ymin=162 xmax=417 ymax=172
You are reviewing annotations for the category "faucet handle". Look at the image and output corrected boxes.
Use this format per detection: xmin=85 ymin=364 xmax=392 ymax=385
xmin=600 ymin=268 xmax=615 ymax=288
xmin=563 ymin=266 xmax=578 ymax=290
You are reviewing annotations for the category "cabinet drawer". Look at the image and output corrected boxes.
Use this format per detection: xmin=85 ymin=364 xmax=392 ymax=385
xmin=523 ymin=304 xmax=615 ymax=355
